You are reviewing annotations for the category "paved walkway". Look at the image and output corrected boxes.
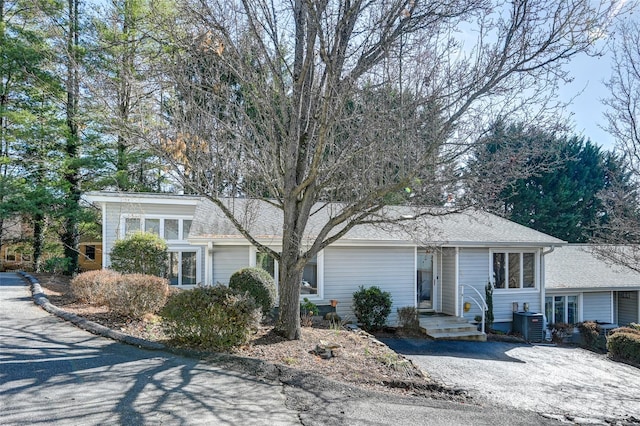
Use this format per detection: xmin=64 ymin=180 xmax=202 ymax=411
xmin=0 ymin=273 xmax=300 ymax=425
xmin=382 ymin=338 xmax=640 ymax=424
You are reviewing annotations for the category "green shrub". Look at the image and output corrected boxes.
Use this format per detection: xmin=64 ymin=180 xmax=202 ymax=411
xmin=44 ymin=257 xmax=72 ymax=274
xmin=160 ymin=285 xmax=261 ymax=351
xmin=110 ymin=232 xmax=168 ymax=276
xmin=607 ymin=329 xmax=640 ymax=365
xmin=485 ymin=282 xmax=494 ymax=330
xmin=352 ymin=285 xmax=392 ymax=331
xmin=300 ymin=297 xmax=319 ymax=327
xmin=629 ymin=323 xmax=640 ymax=331
xmin=397 ymin=306 xmax=420 ymax=332
xmin=228 ymin=267 xmax=276 ymax=316
xmin=70 ymin=269 xmax=121 ymax=305
xmin=107 ymin=274 xmax=169 ymax=319
xmin=577 ymin=321 xmax=606 ymax=353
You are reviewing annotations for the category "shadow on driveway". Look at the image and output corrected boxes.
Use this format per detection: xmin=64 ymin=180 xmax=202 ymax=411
xmin=379 ymin=337 xmax=528 ymax=363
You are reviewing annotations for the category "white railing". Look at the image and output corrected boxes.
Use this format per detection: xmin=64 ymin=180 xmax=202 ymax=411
xmin=460 ymin=284 xmax=488 ymax=333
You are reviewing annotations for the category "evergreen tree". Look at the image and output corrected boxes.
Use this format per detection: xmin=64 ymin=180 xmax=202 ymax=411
xmin=468 ymin=122 xmax=637 ymax=242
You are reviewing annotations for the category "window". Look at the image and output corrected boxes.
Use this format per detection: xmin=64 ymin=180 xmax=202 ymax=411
xmin=164 ymin=219 xmax=179 ymax=240
xmin=301 ymin=255 xmax=318 ymax=296
xmin=253 ymin=249 xmax=323 ymax=299
xmin=257 ymin=251 xmax=276 ymax=278
xmin=122 ymin=217 xmax=192 ymax=241
xmin=492 ymin=251 xmax=537 ymax=289
xmin=125 ymin=218 xmax=141 ymax=235
xmin=145 ymin=218 xmax=160 ymax=235
xmin=168 ymin=251 xmax=198 ymax=286
xmin=5 ymin=248 xmax=16 ymax=262
xmin=85 ymin=245 xmax=96 ymax=261
xmin=545 ymin=295 xmax=578 ymax=324
xmin=183 ymin=220 xmax=192 ymax=239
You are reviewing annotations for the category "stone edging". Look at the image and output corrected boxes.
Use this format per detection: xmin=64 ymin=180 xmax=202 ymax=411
xmin=18 ymin=271 xmax=166 ymax=351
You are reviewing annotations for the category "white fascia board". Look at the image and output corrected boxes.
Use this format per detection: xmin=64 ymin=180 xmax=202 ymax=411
xmin=442 ymin=241 xmax=566 ymax=248
xmin=546 ymin=286 xmax=640 ymax=293
xmin=83 ymin=193 xmax=201 ymax=206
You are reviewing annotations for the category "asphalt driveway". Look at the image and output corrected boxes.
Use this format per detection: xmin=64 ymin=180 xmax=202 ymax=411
xmin=381 ymin=338 xmax=640 ymax=424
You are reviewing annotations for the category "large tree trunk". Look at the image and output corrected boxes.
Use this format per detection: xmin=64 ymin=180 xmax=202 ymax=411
xmin=61 ymin=0 xmax=81 ymax=275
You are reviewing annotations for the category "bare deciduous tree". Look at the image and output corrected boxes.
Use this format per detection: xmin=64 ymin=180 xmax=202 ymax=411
xmin=144 ymin=0 xmax=618 ymax=339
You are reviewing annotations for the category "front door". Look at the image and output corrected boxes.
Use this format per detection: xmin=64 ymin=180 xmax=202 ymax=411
xmin=417 ymin=252 xmax=435 ymax=310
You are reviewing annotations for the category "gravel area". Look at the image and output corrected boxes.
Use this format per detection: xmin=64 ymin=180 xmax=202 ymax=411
xmin=382 ymin=338 xmax=640 ymax=424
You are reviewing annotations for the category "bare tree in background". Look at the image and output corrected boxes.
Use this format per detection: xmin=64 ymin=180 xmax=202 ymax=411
xmin=144 ymin=0 xmax=618 ymax=339
xmin=597 ymin=18 xmax=640 ymax=270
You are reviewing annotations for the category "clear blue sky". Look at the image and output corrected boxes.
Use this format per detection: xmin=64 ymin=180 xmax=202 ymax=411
xmin=560 ymin=50 xmax=616 ymax=150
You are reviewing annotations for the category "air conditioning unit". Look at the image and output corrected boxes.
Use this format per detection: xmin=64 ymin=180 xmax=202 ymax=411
xmin=512 ymin=312 xmax=544 ymax=342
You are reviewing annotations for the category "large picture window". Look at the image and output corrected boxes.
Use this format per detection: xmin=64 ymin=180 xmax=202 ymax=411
xmin=492 ymin=251 xmax=537 ymax=289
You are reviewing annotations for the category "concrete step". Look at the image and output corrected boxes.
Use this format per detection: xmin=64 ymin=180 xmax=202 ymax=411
xmin=428 ymin=330 xmax=487 ymax=342
xmin=424 ymin=323 xmax=479 ymax=334
xmin=417 ymin=315 xmax=486 ymax=341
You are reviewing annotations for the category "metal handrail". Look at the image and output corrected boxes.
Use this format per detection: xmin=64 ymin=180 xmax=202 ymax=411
xmin=460 ymin=284 xmax=488 ymax=333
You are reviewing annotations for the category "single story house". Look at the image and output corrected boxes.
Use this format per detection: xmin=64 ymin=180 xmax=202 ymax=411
xmin=545 ymin=245 xmax=640 ymax=327
xmin=85 ymin=191 xmax=568 ymax=335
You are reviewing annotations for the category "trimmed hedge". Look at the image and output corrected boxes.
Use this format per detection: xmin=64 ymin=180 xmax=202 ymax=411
xmin=108 ymin=274 xmax=169 ymax=318
xmin=70 ymin=269 xmax=121 ymax=305
xmin=607 ymin=327 xmax=640 ymax=366
xmin=110 ymin=232 xmax=168 ymax=276
xmin=577 ymin=321 xmax=606 ymax=353
xmin=160 ymin=285 xmax=261 ymax=351
xmin=229 ymin=267 xmax=276 ymax=316
xmin=70 ymin=270 xmax=169 ymax=319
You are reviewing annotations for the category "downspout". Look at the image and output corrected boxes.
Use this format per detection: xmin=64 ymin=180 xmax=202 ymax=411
xmin=206 ymin=241 xmax=213 ymax=285
xmin=455 ymin=247 xmax=460 ymax=317
xmin=541 ymin=246 xmax=556 ymax=327
xmin=101 ymin=202 xmax=107 ymax=268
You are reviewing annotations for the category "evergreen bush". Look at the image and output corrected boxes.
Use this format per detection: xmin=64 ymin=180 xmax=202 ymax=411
xmin=160 ymin=285 xmax=261 ymax=351
xmin=352 ymin=285 xmax=392 ymax=331
xmin=607 ymin=328 xmax=640 ymax=366
xmin=110 ymin=232 xmax=168 ymax=276
xmin=229 ymin=267 xmax=276 ymax=316
xmin=577 ymin=321 xmax=606 ymax=353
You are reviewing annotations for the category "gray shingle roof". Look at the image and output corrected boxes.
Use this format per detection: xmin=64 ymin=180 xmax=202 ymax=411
xmin=545 ymin=245 xmax=640 ymax=290
xmin=190 ymin=198 xmax=565 ymax=247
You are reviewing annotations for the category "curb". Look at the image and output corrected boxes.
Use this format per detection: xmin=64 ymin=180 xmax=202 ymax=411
xmin=18 ymin=271 xmax=166 ymax=351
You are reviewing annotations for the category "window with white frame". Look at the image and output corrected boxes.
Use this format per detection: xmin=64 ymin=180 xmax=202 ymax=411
xmin=254 ymin=249 xmax=322 ymax=298
xmin=545 ymin=295 xmax=578 ymax=325
xmin=122 ymin=216 xmax=193 ymax=241
xmin=492 ymin=251 xmax=537 ymax=289
xmin=168 ymin=250 xmax=198 ymax=286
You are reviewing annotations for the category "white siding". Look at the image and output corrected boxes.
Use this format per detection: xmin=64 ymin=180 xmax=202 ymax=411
xmin=617 ymin=291 xmax=639 ymax=326
xmin=324 ymin=246 xmax=414 ymax=325
xmin=213 ymin=246 xmax=250 ymax=285
xmin=583 ymin=292 xmax=613 ymax=323
xmin=459 ymin=248 xmax=490 ymax=321
xmin=440 ymin=248 xmax=456 ymax=315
